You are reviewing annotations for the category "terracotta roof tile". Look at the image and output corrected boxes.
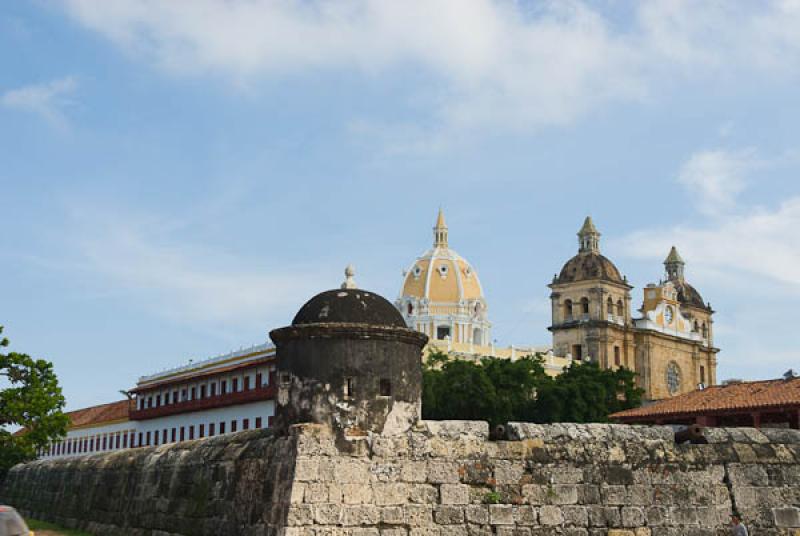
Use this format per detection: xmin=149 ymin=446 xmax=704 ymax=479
xmin=611 ymin=377 xmax=800 ymax=420
xmin=67 ymin=399 xmax=132 ymax=428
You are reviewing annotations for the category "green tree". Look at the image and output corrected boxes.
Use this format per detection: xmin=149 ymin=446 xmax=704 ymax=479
xmin=421 ymin=352 xmax=643 ymax=426
xmin=0 ymin=326 xmax=68 ymax=478
xmin=529 ymin=361 xmax=643 ymax=423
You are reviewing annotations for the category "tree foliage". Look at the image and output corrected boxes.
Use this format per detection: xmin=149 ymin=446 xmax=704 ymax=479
xmin=422 ymin=350 xmax=643 ymax=427
xmin=0 ymin=325 xmax=68 ymax=478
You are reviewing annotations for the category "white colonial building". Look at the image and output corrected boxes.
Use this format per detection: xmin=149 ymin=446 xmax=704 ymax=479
xmin=40 ymin=344 xmax=276 ymax=458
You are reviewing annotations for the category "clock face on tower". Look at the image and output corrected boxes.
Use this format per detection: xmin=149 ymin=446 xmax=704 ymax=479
xmin=665 ymin=305 xmax=674 ymax=325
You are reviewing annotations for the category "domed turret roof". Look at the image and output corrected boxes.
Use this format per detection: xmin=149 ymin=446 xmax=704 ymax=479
xmin=663 ymin=246 xmax=710 ymax=311
xmin=399 ymin=209 xmax=485 ymax=304
xmin=554 ymin=216 xmax=626 ymax=285
xmin=556 ymin=252 xmax=625 ymax=284
xmin=292 ymin=267 xmax=406 ymax=327
xmin=672 ymin=280 xmax=709 ymax=310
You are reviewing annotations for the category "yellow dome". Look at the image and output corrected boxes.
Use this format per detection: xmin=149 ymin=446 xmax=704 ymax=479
xmin=399 ymin=209 xmax=485 ymax=305
xmin=401 ymin=249 xmax=484 ymax=303
xmin=396 ymin=209 xmax=491 ymax=347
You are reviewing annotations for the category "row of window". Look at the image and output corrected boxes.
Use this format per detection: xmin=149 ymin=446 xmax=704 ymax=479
xmin=136 ymin=369 xmax=273 ymax=410
xmin=563 ymin=297 xmax=623 ymax=319
xmin=42 ymin=416 xmax=274 ymax=458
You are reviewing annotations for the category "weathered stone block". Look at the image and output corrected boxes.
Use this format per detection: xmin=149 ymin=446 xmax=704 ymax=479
xmin=549 ymin=485 xmax=579 ymax=505
xmin=382 ymin=506 xmax=404 ymax=525
xmin=562 ymin=505 xmax=589 ymax=527
xmin=400 ymin=461 xmax=428 ymax=483
xmin=404 ymin=505 xmax=433 ymax=526
xmin=373 ymin=483 xmax=408 ymax=506
xmin=440 ymin=484 xmax=470 ymax=505
xmin=512 ymin=506 xmax=536 ymax=525
xmin=620 ymin=507 xmax=645 ymax=528
xmin=601 ymin=485 xmax=627 ymax=505
xmin=341 ymin=484 xmax=373 ymax=505
xmin=342 ymin=505 xmax=380 ymax=526
xmin=408 ymin=484 xmax=438 ymax=504
xmin=434 ymin=506 xmax=465 ymax=525
xmin=494 ymin=461 xmax=525 ymax=485
xmin=314 ymin=504 xmax=343 ymax=525
xmin=773 ymin=507 xmax=800 ymax=527
xmin=334 ymin=460 xmax=371 ymax=484
xmin=489 ymin=504 xmax=514 ymax=525
xmin=538 ymin=505 xmax=564 ymax=526
xmin=464 ymin=505 xmax=489 ymax=524
xmin=287 ymin=505 xmax=314 ymax=526
xmin=294 ymin=459 xmax=320 ymax=482
xmin=427 ymin=461 xmax=461 ymax=484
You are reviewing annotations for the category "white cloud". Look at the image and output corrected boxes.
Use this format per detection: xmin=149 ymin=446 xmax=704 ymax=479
xmin=63 ymin=208 xmax=326 ymax=332
xmin=60 ymin=0 xmax=644 ymax=132
xmin=1 ymin=77 xmax=78 ymax=127
xmin=677 ymin=149 xmax=759 ymax=216
xmin=615 ymin=147 xmax=800 ymax=379
xmin=58 ymin=1 xmax=800 ymax=135
xmin=619 ymin=198 xmax=800 ymax=291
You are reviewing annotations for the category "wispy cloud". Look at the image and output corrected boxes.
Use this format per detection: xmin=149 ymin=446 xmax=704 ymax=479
xmin=1 ymin=76 xmax=78 ymax=127
xmin=676 ymin=149 xmax=760 ymax=217
xmin=59 ymin=1 xmax=800 ymax=138
xmin=615 ymin=147 xmax=800 ymax=378
xmin=60 ymin=206 xmax=326 ymax=334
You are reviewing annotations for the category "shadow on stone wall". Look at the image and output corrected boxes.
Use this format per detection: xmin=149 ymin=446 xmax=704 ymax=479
xmin=2 ymin=423 xmax=799 ymax=536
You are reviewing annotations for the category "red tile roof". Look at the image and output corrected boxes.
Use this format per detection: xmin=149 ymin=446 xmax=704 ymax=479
xmin=611 ymin=377 xmax=800 ymax=421
xmin=67 ymin=399 xmax=132 ymax=429
xmin=13 ymin=399 xmax=132 ymax=436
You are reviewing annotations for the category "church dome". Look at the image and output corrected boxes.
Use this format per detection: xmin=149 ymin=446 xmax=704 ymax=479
xmin=673 ymin=280 xmax=708 ymax=310
xmin=293 ymin=278 xmax=405 ymax=328
xmin=399 ymin=210 xmax=485 ymax=305
xmin=556 ymin=252 xmax=625 ymax=284
xmin=553 ymin=217 xmax=626 ymax=285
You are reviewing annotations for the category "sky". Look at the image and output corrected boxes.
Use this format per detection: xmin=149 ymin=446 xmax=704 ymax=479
xmin=1 ymin=0 xmax=800 ymax=411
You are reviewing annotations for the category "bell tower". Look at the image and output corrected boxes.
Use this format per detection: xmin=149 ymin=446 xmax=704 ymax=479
xmin=549 ymin=217 xmax=635 ymax=370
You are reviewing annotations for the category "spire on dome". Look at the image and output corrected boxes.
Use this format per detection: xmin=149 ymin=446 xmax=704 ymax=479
xmin=341 ymin=264 xmax=357 ymax=289
xmin=577 ymin=216 xmax=601 ymax=253
xmin=664 ymin=246 xmax=685 ymax=281
xmin=433 ymin=208 xmax=448 ymax=248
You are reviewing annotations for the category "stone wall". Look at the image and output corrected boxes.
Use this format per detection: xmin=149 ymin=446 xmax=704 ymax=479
xmin=2 ymin=422 xmax=800 ymax=535
xmin=0 ymin=428 xmax=296 ymax=536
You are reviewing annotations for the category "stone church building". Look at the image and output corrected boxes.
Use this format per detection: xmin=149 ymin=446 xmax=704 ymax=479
xmin=549 ymin=216 xmax=718 ymax=402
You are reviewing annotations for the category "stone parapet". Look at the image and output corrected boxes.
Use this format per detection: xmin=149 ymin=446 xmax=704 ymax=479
xmin=2 ymin=422 xmax=799 ymax=535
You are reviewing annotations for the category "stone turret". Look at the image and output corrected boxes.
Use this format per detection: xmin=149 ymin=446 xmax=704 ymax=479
xmin=269 ymin=271 xmax=428 ymax=437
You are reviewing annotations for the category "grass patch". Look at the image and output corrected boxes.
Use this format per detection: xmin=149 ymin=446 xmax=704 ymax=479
xmin=25 ymin=518 xmax=93 ymax=535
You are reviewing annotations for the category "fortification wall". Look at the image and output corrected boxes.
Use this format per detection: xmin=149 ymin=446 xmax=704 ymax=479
xmin=0 ymin=428 xmax=296 ymax=536
xmin=2 ymin=423 xmax=799 ymax=536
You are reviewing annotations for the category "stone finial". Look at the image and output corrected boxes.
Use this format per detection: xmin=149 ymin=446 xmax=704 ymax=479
xmin=577 ymin=216 xmax=600 ymax=254
xmin=341 ymin=264 xmax=357 ymax=289
xmin=664 ymin=246 xmax=685 ymax=281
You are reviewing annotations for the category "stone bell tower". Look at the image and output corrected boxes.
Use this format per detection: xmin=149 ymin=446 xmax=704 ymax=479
xmin=269 ymin=267 xmax=428 ymax=436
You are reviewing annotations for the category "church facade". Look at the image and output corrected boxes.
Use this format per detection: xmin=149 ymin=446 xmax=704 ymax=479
xmin=549 ymin=217 xmax=718 ymax=401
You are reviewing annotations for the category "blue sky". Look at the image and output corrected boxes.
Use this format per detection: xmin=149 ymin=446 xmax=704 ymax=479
xmin=2 ymin=1 xmax=799 ymax=410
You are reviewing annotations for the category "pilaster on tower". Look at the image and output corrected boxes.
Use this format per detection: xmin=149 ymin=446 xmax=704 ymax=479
xmin=433 ymin=208 xmax=448 ymax=248
xmin=578 ymin=216 xmax=601 ymax=254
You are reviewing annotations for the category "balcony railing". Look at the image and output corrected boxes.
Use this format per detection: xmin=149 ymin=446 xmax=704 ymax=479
xmin=130 ymin=385 xmax=277 ymax=421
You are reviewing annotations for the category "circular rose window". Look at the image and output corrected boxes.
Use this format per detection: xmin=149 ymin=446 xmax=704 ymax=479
xmin=666 ymin=361 xmax=682 ymax=395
